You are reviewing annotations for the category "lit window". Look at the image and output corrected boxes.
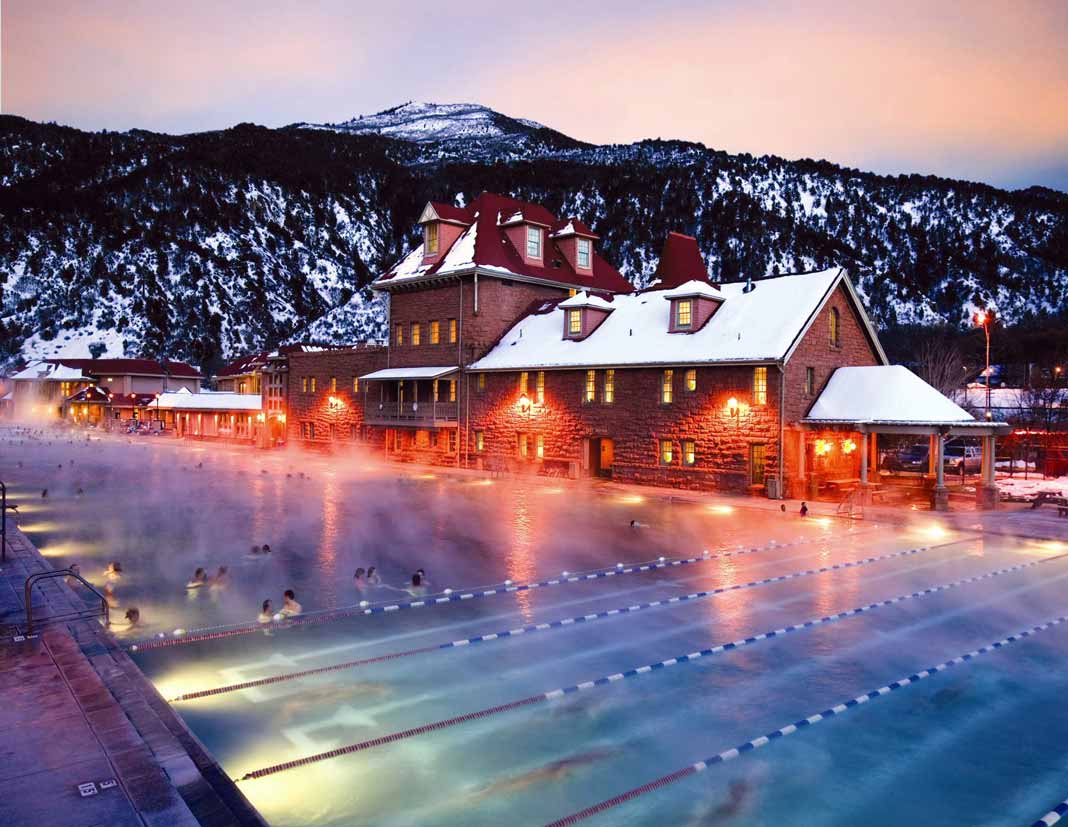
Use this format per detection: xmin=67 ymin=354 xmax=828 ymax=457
xmin=750 ymin=444 xmax=767 ymax=485
xmin=753 ymin=367 xmax=767 ymax=405
xmin=433 ymin=380 xmax=439 ymax=402
xmin=568 ymin=309 xmax=582 ymax=336
xmin=685 ymin=368 xmax=696 ymax=392
xmin=310 ymin=377 xmax=317 ymax=392
xmin=585 ymin=370 xmax=596 ymax=403
xmin=518 ymin=433 xmax=529 ymax=457
xmin=676 ymin=299 xmax=692 ymax=328
xmin=536 ymin=434 xmax=544 ymax=459
xmin=830 ymin=307 xmax=840 ymax=348
xmin=330 ymin=376 xmax=337 ymax=392
xmin=478 ymin=372 xmax=486 ymax=392
xmin=411 ymin=323 xmax=421 ymax=346
xmin=395 ymin=323 xmax=404 ymax=346
xmin=353 ymin=376 xmax=359 ymax=393
xmin=449 ymin=318 xmax=457 ymax=343
xmin=568 ymin=288 xmax=577 ymax=298
xmin=662 ymin=370 xmax=674 ymax=404
xmin=536 ymin=371 xmax=545 ymax=404
xmin=660 ymin=438 xmax=673 ymax=465
xmin=682 ymin=439 xmax=696 ymax=466
xmin=301 ymin=377 xmax=308 ymax=393
xmin=519 ymin=371 xmax=529 ymax=395
xmin=577 ymin=238 xmax=591 ymax=269
xmin=526 ymin=226 xmax=542 ymax=258
xmin=805 ymin=367 xmax=815 ymax=395
xmin=425 ymin=222 xmax=439 ymax=255
xmin=475 ymin=431 xmax=484 ymax=452
xmin=604 ymin=369 xmax=615 ymax=404
xmin=430 ymin=320 xmax=440 ymax=344
xmin=449 ymin=379 xmax=456 ymax=402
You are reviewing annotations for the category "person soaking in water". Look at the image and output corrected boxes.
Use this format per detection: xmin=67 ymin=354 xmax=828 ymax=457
xmin=366 ymin=566 xmax=381 ymax=586
xmin=186 ymin=568 xmax=208 ymax=588
xmin=407 ymin=573 xmax=427 ymax=597
xmin=105 ymin=561 xmax=123 ymax=579
xmin=281 ymin=590 xmax=303 ymax=617
xmin=258 ymin=599 xmax=274 ymax=624
xmin=353 ymin=568 xmax=367 ymax=591
xmin=799 ymin=501 xmax=809 ymax=517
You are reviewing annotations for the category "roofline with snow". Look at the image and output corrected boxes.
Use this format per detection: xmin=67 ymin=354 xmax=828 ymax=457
xmin=780 ymin=269 xmax=888 ymax=366
xmin=373 ymin=266 xmax=620 ymax=295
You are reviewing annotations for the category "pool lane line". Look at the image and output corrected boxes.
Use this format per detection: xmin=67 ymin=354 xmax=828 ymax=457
xmin=129 ymin=528 xmax=881 ymax=652
xmin=235 ymin=543 xmax=1047 ymax=782
xmin=545 ymin=610 xmax=1068 ymax=826
xmin=176 ymin=537 xmax=967 ymax=703
xmin=1033 ymin=798 xmax=1068 ymax=827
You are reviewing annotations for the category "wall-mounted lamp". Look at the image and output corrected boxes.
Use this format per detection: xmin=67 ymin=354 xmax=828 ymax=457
xmin=726 ymin=397 xmax=739 ymax=419
xmin=841 ymin=438 xmax=857 ymax=454
xmin=815 ymin=438 xmax=833 ymax=456
xmin=327 ymin=395 xmax=344 ymax=410
xmin=517 ymin=393 xmax=532 ymax=413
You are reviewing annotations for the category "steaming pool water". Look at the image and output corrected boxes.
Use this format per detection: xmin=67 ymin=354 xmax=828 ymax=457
xmin=4 ymin=425 xmax=1068 ymax=826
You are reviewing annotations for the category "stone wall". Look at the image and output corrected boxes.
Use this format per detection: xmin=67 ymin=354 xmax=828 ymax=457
xmin=286 ymin=347 xmax=387 ymax=445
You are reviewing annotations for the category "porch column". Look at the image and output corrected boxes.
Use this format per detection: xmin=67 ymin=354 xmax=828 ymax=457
xmin=798 ymin=430 xmax=806 ymax=479
xmin=932 ymin=431 xmax=949 ymax=511
xmin=870 ymin=432 xmax=878 ymax=476
xmin=976 ymin=434 xmax=999 ymax=509
xmin=860 ymin=432 xmax=869 ymax=485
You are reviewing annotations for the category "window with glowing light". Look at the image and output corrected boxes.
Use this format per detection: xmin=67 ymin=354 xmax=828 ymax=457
xmin=518 ymin=433 xmax=529 ymax=457
xmin=395 ymin=323 xmax=404 ymax=346
xmin=584 ymin=370 xmax=596 ymax=403
xmin=526 ymin=226 xmax=542 ymax=258
xmin=519 ymin=372 xmax=529 ymax=395
xmin=447 ymin=430 xmax=457 ymax=453
xmin=682 ymin=439 xmax=696 ymax=466
xmin=449 ymin=379 xmax=456 ymax=402
xmin=568 ymin=309 xmax=582 ymax=336
xmin=425 ymin=222 xmax=439 ymax=255
xmin=310 ymin=377 xmax=317 ymax=393
xmin=536 ymin=371 xmax=545 ymax=404
xmin=752 ymin=366 xmax=767 ymax=405
xmin=805 ymin=367 xmax=815 ymax=395
xmin=830 ymin=307 xmax=840 ymax=348
xmin=749 ymin=443 xmax=767 ymax=485
xmin=433 ymin=380 xmax=440 ymax=402
xmin=301 ymin=377 xmax=308 ymax=393
xmin=577 ymin=238 xmax=591 ymax=269
xmin=662 ymin=370 xmax=674 ymax=404
xmin=659 ymin=438 xmax=673 ymax=465
xmin=353 ymin=376 xmax=359 ymax=393
xmin=330 ymin=376 xmax=337 ymax=392
xmin=449 ymin=318 xmax=457 ymax=343
xmin=411 ymin=323 xmax=421 ymax=346
xmin=475 ymin=431 xmax=484 ymax=452
xmin=676 ymin=299 xmax=692 ymax=328
xmin=536 ymin=434 xmax=544 ymax=459
xmin=478 ymin=372 xmax=486 ymax=392
xmin=430 ymin=320 xmax=440 ymax=344
xmin=604 ymin=369 xmax=615 ymax=404
xmin=685 ymin=368 xmax=696 ymax=392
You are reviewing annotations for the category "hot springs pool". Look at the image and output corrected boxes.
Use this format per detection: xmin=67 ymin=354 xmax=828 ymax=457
xmin=4 ymin=426 xmax=1068 ymax=826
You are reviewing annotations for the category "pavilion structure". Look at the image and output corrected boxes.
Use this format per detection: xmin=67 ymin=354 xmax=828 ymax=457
xmin=801 ymin=366 xmax=1010 ymax=510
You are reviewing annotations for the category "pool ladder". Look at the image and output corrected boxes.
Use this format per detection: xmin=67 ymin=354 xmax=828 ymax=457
xmin=23 ymin=569 xmax=110 ymax=636
xmin=836 ymin=487 xmax=866 ymax=519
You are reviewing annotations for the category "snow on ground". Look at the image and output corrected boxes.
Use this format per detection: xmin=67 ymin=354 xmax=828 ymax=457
xmin=998 ymin=475 xmax=1068 ymax=501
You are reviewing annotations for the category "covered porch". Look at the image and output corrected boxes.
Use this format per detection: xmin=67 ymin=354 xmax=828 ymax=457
xmin=360 ymin=366 xmax=460 ymax=428
xmin=798 ymin=366 xmax=1010 ymax=511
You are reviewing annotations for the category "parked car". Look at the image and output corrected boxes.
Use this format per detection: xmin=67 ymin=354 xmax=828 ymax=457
xmin=943 ymin=443 xmax=982 ymax=473
xmin=883 ymin=444 xmax=929 ymax=472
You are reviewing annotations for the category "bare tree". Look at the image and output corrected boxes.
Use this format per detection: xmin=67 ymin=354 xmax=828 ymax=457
xmin=916 ymin=339 xmax=966 ymax=397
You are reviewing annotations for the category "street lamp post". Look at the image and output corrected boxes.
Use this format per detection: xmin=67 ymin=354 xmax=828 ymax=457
xmin=973 ymin=310 xmax=993 ymax=421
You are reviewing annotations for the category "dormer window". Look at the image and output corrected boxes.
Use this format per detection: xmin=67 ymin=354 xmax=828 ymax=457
xmin=425 ymin=223 xmax=439 ymax=256
xmin=675 ymin=299 xmax=692 ymax=329
xmin=526 ymin=226 xmax=542 ymax=259
xmin=577 ymin=238 xmax=591 ymax=269
xmin=567 ymin=309 xmax=582 ymax=336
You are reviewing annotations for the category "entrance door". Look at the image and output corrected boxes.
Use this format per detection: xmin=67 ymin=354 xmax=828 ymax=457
xmin=591 ymin=437 xmax=614 ymax=478
xmin=749 ymin=443 xmax=767 ymax=486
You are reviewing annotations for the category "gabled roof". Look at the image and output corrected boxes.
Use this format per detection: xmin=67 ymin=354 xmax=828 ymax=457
xmin=472 ymin=268 xmax=863 ymax=371
xmin=419 ymin=202 xmax=474 ymax=225
xmin=155 ymin=390 xmax=262 ymax=411
xmin=44 ymin=358 xmax=201 ymax=378
xmin=550 ymin=219 xmax=598 ymax=239
xmin=661 ymin=280 xmax=724 ymax=301
xmin=559 ymin=292 xmax=614 ymax=311
xmin=805 ymin=366 xmax=979 ymax=425
xmin=649 ymin=233 xmax=713 ymax=290
xmin=375 ymin=192 xmax=632 ymax=294
xmin=217 ymin=352 xmax=269 ymax=377
xmin=11 ymin=361 xmax=90 ymax=381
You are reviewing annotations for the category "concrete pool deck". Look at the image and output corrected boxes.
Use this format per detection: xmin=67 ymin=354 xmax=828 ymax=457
xmin=0 ymin=526 xmax=268 ymax=827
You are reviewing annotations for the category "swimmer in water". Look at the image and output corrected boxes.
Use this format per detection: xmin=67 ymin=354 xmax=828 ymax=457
xmin=41 ymin=489 xmax=48 ymax=498
xmin=366 ymin=566 xmax=381 ymax=586
xmin=249 ymin=544 xmax=262 ymax=556
xmin=261 ymin=543 xmax=271 ymax=554
xmin=114 ymin=607 xmax=140 ymax=629
xmin=210 ymin=566 xmax=230 ymax=588
xmin=415 ymin=568 xmax=429 ymax=587
xmin=469 ymin=749 xmax=615 ymax=802
xmin=76 ymin=487 xmax=84 ymax=497
xmin=799 ymin=501 xmax=809 ymax=517
xmin=186 ymin=568 xmax=208 ymax=588
xmin=103 ymin=582 xmax=119 ymax=609
xmin=105 ymin=561 xmax=123 ymax=578
xmin=353 ymin=568 xmax=367 ymax=591
xmin=629 ymin=519 xmax=649 ymax=528
xmin=258 ymin=599 xmax=274 ymax=624
xmin=280 ymin=589 xmax=302 ymax=617
xmin=407 ymin=573 xmax=427 ymax=597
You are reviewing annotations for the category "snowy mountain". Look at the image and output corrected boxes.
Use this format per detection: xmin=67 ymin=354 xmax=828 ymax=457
xmin=1 ymin=104 xmax=1066 ymax=373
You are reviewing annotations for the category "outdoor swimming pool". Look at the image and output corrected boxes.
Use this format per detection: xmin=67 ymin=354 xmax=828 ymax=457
xmin=5 ymin=426 xmax=1068 ymax=826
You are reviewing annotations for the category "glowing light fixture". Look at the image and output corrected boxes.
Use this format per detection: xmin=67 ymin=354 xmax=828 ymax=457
xmin=841 ymin=438 xmax=857 ymax=454
xmin=517 ymin=393 xmax=532 ymax=413
xmin=726 ymin=397 xmax=739 ymax=419
xmin=814 ymin=439 xmax=833 ymax=456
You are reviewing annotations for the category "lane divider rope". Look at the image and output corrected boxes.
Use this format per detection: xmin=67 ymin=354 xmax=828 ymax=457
xmin=543 ymin=610 xmax=1068 ymax=826
xmin=176 ymin=538 xmax=963 ymax=702
xmin=236 ymin=542 xmax=1043 ymax=781
xmin=130 ymin=528 xmax=877 ymax=652
xmin=1032 ymin=798 xmax=1068 ymax=827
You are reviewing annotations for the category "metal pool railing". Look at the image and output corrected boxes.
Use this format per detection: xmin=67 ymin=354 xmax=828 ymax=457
xmin=25 ymin=569 xmax=110 ymax=635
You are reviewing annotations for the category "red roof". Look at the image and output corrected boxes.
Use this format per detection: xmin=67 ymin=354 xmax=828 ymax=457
xmin=551 ymin=218 xmax=599 ymax=239
xmin=381 ymin=192 xmax=631 ymax=294
xmin=424 ymin=202 xmax=475 ymax=224
xmin=651 ymin=232 xmax=713 ymax=290
xmin=217 ymin=352 xmax=269 ymax=377
xmin=46 ymin=358 xmax=201 ymax=378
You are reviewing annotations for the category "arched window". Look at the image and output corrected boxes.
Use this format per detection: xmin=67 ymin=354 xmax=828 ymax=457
xmin=830 ymin=307 xmax=840 ymax=348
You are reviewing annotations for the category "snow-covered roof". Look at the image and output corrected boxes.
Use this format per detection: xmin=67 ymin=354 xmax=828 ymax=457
xmin=11 ymin=361 xmax=90 ymax=381
xmin=661 ymin=280 xmax=724 ymax=301
xmin=559 ymin=292 xmax=614 ymax=311
xmin=155 ymin=390 xmax=262 ymax=411
xmin=954 ymin=385 xmax=1068 ymax=409
xmin=805 ymin=366 xmax=978 ymax=425
xmin=472 ymin=268 xmax=853 ymax=371
xmin=360 ymin=366 xmax=458 ymax=381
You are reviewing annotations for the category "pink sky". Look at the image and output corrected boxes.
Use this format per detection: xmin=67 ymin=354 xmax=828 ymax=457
xmin=3 ymin=0 xmax=1067 ymax=190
